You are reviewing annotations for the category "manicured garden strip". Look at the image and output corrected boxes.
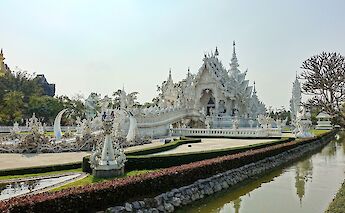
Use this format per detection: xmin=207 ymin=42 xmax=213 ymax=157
xmin=325 ymin=179 xmax=345 ymax=213
xmin=0 ymin=162 xmax=82 ymax=177
xmin=82 ymin=137 xmax=293 ymax=173
xmin=0 ymin=168 xmax=82 ymax=181
xmin=0 ymin=130 xmax=336 ymax=212
xmin=51 ymin=170 xmax=156 ymax=191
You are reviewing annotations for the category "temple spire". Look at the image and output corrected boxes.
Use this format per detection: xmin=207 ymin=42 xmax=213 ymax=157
xmin=0 ymin=48 xmax=5 ymax=74
xmin=168 ymin=68 xmax=173 ymax=82
xmin=215 ymin=46 xmax=219 ymax=56
xmin=253 ymin=81 xmax=257 ymax=94
xmin=0 ymin=48 xmax=4 ymax=62
xmin=230 ymin=41 xmax=239 ymax=71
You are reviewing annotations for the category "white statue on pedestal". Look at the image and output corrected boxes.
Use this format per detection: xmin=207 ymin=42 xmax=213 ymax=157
xmin=232 ymin=117 xmax=239 ymax=129
xmin=11 ymin=122 xmax=20 ymax=134
xmin=90 ymin=110 xmax=126 ymax=178
xmin=75 ymin=117 xmax=83 ymax=135
xmin=295 ymin=106 xmax=314 ymax=138
xmin=205 ymin=117 xmax=211 ymax=129
xmin=28 ymin=113 xmax=42 ymax=135
xmin=249 ymin=119 xmax=254 ymax=128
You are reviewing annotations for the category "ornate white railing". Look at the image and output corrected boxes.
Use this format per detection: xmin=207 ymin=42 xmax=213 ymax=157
xmin=170 ymin=128 xmax=282 ymax=138
xmin=0 ymin=126 xmax=76 ymax=133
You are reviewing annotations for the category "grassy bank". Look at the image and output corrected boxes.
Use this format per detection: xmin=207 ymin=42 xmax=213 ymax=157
xmin=310 ymin=129 xmax=330 ymax=136
xmin=52 ymin=169 xmax=155 ymax=191
xmin=325 ymin=180 xmax=345 ymax=213
xmin=0 ymin=168 xmax=82 ymax=181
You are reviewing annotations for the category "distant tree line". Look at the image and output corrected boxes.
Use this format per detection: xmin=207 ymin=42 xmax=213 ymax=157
xmin=0 ymin=71 xmax=85 ymax=126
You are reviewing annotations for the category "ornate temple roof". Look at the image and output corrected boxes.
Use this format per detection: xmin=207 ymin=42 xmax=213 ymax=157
xmin=0 ymin=49 xmax=11 ymax=75
xmin=194 ymin=42 xmax=253 ymax=99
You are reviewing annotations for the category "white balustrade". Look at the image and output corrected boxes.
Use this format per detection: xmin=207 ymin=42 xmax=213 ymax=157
xmin=170 ymin=128 xmax=282 ymax=138
xmin=0 ymin=126 xmax=76 ymax=133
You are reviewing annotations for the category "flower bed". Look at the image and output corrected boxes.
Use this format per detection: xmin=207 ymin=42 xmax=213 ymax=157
xmin=0 ymin=131 xmax=336 ymax=212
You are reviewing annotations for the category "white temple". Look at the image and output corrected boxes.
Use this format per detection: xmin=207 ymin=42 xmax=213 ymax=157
xmin=156 ymin=41 xmax=266 ymax=129
xmin=82 ymin=42 xmax=271 ymax=138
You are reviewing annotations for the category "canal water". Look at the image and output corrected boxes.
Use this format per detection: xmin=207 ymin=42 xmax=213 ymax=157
xmin=178 ymin=132 xmax=345 ymax=213
xmin=0 ymin=173 xmax=81 ymax=200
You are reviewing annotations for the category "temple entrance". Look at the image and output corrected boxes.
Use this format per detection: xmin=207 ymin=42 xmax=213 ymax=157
xmin=200 ymin=89 xmax=216 ymax=116
xmin=206 ymin=98 xmax=215 ymax=116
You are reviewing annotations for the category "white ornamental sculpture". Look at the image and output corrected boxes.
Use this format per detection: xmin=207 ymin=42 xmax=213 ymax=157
xmin=257 ymin=115 xmax=269 ymax=129
xmin=126 ymin=112 xmax=138 ymax=143
xmin=85 ymin=93 xmax=100 ymax=120
xmin=295 ymin=106 xmax=314 ymax=138
xmin=232 ymin=117 xmax=240 ymax=129
xmin=290 ymin=76 xmax=302 ymax=127
xmin=54 ymin=109 xmax=68 ymax=140
xmin=91 ymin=111 xmax=126 ymax=178
xmin=28 ymin=113 xmax=42 ymax=135
xmin=248 ymin=119 xmax=254 ymax=128
xmin=11 ymin=122 xmax=21 ymax=134
xmin=75 ymin=117 xmax=83 ymax=135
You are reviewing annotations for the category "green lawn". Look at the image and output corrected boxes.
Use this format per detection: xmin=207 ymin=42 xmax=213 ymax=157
xmin=18 ymin=131 xmax=62 ymax=136
xmin=51 ymin=169 xmax=155 ymax=191
xmin=0 ymin=168 xmax=82 ymax=181
xmin=310 ymin=129 xmax=330 ymax=136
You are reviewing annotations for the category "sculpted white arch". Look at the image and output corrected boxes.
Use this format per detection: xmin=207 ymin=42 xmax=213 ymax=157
xmin=54 ymin=109 xmax=68 ymax=140
xmin=126 ymin=111 xmax=138 ymax=143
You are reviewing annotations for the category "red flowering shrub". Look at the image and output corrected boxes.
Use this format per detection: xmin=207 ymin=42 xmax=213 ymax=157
xmin=0 ymin=131 xmax=335 ymax=213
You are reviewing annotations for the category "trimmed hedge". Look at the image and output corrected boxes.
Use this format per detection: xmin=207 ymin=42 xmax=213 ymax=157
xmin=0 ymin=162 xmax=82 ymax=177
xmin=82 ymin=137 xmax=294 ymax=173
xmin=0 ymin=130 xmax=337 ymax=212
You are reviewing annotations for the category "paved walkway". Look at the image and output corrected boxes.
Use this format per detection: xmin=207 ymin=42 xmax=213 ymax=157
xmin=0 ymin=137 xmax=279 ymax=170
xmin=0 ymin=152 xmax=91 ymax=170
xmin=0 ymin=140 xmax=167 ymax=171
xmin=152 ymin=138 xmax=277 ymax=155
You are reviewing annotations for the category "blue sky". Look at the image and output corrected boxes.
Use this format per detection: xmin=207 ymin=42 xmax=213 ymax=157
xmin=1 ymin=0 xmax=344 ymax=108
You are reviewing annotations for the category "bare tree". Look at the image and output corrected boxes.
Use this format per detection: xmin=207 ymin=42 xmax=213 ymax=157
xmin=300 ymin=52 xmax=345 ymax=124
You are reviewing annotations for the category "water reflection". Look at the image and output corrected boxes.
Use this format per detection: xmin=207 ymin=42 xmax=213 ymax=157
xmin=294 ymin=159 xmax=313 ymax=204
xmin=179 ymin=132 xmax=345 ymax=213
xmin=232 ymin=197 xmax=241 ymax=213
xmin=177 ymin=168 xmax=284 ymax=213
xmin=0 ymin=174 xmax=80 ymax=200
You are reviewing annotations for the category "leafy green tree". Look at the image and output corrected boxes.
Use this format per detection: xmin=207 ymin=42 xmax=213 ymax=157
xmin=0 ymin=70 xmax=42 ymax=102
xmin=57 ymin=96 xmax=85 ymax=125
xmin=0 ymin=91 xmax=24 ymax=124
xmin=27 ymin=96 xmax=64 ymax=125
